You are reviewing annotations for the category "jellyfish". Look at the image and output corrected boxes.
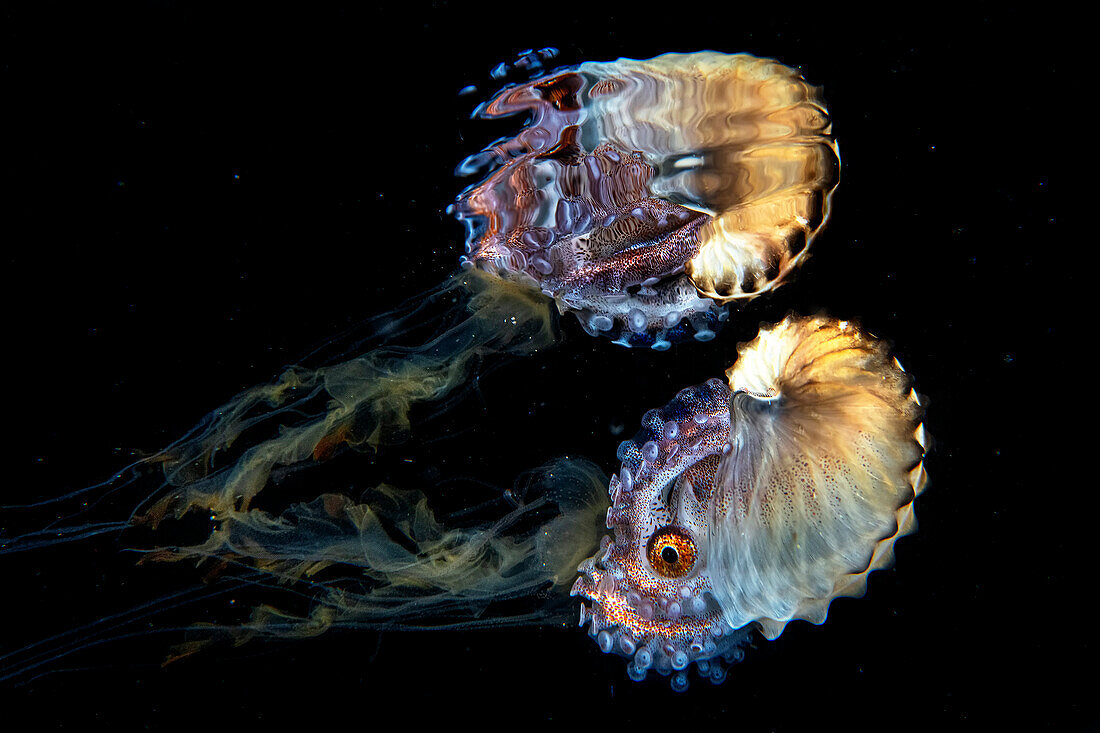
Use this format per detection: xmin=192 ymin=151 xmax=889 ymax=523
xmin=572 ymin=315 xmax=928 ymax=689
xmin=2 ymin=52 xmax=859 ymax=684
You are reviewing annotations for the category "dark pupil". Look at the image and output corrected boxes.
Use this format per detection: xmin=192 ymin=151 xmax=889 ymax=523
xmin=661 ymin=546 xmax=679 ymax=564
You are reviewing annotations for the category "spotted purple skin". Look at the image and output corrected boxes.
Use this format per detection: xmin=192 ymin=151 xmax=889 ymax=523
xmin=571 ymin=377 xmax=751 ymax=689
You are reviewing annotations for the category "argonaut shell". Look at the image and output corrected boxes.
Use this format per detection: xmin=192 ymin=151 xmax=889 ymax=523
xmin=713 ymin=316 xmax=928 ymax=638
xmin=456 ymin=52 xmax=840 ymax=348
xmin=572 ymin=316 xmax=927 ymax=684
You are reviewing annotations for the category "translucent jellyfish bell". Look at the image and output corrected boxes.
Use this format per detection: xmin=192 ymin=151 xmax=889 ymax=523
xmin=456 ymin=52 xmax=840 ymax=348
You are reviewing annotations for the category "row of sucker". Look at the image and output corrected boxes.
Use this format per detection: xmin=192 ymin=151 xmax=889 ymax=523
xmin=571 ymin=378 xmax=753 ymax=688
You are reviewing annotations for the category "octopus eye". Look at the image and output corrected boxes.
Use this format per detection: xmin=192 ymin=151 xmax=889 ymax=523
xmin=646 ymin=527 xmax=697 ymax=578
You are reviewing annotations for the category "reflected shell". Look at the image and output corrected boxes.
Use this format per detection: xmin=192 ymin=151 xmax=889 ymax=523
xmin=456 ymin=52 xmax=840 ymax=347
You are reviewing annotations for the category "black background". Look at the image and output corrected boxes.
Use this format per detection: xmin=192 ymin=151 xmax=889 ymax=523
xmin=3 ymin=4 xmax=1071 ymax=730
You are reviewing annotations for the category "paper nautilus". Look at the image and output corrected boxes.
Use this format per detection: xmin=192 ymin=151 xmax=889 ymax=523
xmin=572 ymin=315 xmax=928 ymax=687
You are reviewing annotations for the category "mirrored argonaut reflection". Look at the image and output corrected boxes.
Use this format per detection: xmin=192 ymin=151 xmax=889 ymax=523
xmin=455 ymin=52 xmax=840 ymax=349
xmin=572 ymin=316 xmax=929 ymax=690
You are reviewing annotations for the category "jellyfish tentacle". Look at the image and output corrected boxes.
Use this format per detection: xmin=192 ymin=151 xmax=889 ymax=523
xmin=1 ymin=270 xmax=557 ymax=557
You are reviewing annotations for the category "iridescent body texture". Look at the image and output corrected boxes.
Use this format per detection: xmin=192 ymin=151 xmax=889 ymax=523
xmin=571 ymin=316 xmax=928 ymax=688
xmin=455 ymin=52 xmax=840 ymax=348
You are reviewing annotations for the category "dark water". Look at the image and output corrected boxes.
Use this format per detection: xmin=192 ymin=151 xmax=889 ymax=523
xmin=4 ymin=5 xmax=1069 ymax=729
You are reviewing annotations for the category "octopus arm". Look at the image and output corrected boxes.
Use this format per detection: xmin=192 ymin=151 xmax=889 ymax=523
xmin=709 ymin=316 xmax=928 ymax=639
